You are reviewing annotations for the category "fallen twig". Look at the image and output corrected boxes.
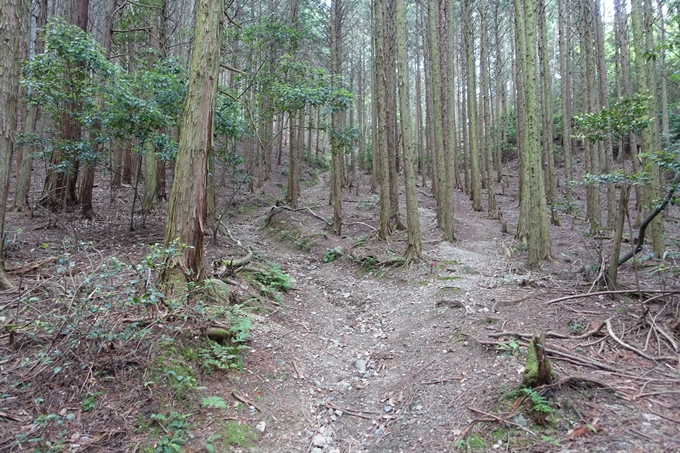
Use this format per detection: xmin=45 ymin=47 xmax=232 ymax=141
xmin=349 ymin=221 xmax=377 ymax=231
xmin=604 ymin=318 xmax=657 ymax=362
xmin=488 ymin=322 xmax=605 ymax=341
xmin=269 ymin=206 xmax=331 ymax=226
xmin=467 ymin=407 xmax=536 ymax=437
xmin=421 ymin=377 xmax=461 ymax=385
xmin=324 ymin=402 xmax=373 ymax=420
xmin=232 ymin=390 xmax=263 ymax=413
xmin=545 ymin=289 xmax=680 ymax=305
xmin=292 ymin=360 xmax=305 ymax=379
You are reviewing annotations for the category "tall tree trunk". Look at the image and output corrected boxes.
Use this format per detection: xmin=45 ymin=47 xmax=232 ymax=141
xmin=581 ymin=0 xmax=601 ymax=233
xmin=444 ymin=0 xmax=456 ymax=230
xmin=385 ymin=0 xmax=403 ymax=229
xmin=480 ymin=0 xmax=497 ymax=219
xmin=376 ymin=0 xmax=391 ymax=240
xmin=464 ymin=0 xmax=482 ymax=211
xmin=516 ymin=0 xmax=551 ymax=265
xmin=594 ymin=0 xmax=616 ymax=229
xmin=537 ymin=0 xmax=558 ymax=225
xmin=396 ymin=0 xmax=422 ymax=260
xmin=558 ymin=0 xmax=573 ymax=204
xmin=0 ymin=0 xmax=22 ymax=289
xmin=161 ymin=0 xmax=224 ymax=294
xmin=14 ymin=0 xmax=47 ymax=212
xmin=631 ymin=0 xmax=664 ymax=257
xmin=414 ymin=5 xmax=425 ymax=188
xmin=428 ymin=0 xmax=451 ymax=235
xmin=330 ymin=0 xmax=343 ymax=235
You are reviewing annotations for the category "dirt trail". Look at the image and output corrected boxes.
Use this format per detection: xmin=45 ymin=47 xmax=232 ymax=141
xmin=204 ymin=170 xmax=680 ymax=453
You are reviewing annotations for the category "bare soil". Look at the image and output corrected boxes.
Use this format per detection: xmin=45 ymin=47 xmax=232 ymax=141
xmin=1 ymin=153 xmax=679 ymax=453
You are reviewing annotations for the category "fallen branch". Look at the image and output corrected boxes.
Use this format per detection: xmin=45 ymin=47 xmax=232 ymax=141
xmin=421 ymin=377 xmax=461 ymax=385
xmin=488 ymin=322 xmax=605 ymax=341
xmin=545 ymin=289 xmax=680 ymax=305
xmin=467 ymin=407 xmax=536 ymax=437
xmin=268 ymin=205 xmax=331 ymax=226
xmin=216 ymin=249 xmax=253 ymax=268
xmin=349 ymin=221 xmax=377 ymax=231
xmin=604 ymin=319 xmax=657 ymax=362
xmin=324 ymin=402 xmax=373 ymax=420
xmin=617 ymin=171 xmax=680 ymax=267
xmin=232 ymin=390 xmax=263 ymax=413
xmin=467 ymin=335 xmax=622 ymax=373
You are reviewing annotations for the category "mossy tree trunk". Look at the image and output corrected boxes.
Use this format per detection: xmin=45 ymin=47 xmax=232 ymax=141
xmin=161 ymin=0 xmax=224 ymax=296
xmin=516 ymin=0 xmax=552 ymax=266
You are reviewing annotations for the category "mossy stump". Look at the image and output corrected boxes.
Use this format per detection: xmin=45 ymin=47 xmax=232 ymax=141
xmin=522 ymin=331 xmax=552 ymax=388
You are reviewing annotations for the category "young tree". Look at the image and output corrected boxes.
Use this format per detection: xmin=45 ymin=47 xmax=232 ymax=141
xmin=161 ymin=0 xmax=224 ymax=293
xmin=0 ymin=0 xmax=22 ymax=289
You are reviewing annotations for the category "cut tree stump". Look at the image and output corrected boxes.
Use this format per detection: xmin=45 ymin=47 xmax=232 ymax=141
xmin=522 ymin=331 xmax=552 ymax=388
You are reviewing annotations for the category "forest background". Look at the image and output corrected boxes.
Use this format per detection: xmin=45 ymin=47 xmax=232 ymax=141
xmin=0 ymin=0 xmax=680 ymax=451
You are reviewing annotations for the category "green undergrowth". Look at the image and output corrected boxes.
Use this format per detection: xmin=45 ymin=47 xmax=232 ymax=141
xmin=1 ymin=243 xmax=256 ymax=452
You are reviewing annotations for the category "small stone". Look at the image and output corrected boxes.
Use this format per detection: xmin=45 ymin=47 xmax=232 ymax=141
xmin=255 ymin=421 xmax=266 ymax=432
xmin=384 ymin=405 xmax=392 ymax=413
xmin=313 ymin=435 xmax=330 ymax=447
xmin=334 ymin=410 xmax=343 ymax=417
xmin=355 ymin=359 xmax=367 ymax=372
xmin=512 ymin=414 xmax=528 ymax=426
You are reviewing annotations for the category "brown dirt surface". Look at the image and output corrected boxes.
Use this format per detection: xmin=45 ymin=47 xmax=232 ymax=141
xmin=1 ymin=154 xmax=679 ymax=453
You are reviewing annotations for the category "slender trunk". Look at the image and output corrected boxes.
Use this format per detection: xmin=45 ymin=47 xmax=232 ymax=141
xmin=375 ymin=0 xmax=391 ymax=239
xmin=558 ymin=0 xmax=573 ymax=203
xmin=464 ymin=0 xmax=482 ymax=211
xmin=480 ymin=0 xmax=497 ymax=219
xmin=538 ymin=0 xmax=558 ymax=225
xmin=396 ymin=0 xmax=422 ymax=259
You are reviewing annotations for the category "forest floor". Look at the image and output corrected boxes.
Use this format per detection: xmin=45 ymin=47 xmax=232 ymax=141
xmin=1 ymin=154 xmax=680 ymax=453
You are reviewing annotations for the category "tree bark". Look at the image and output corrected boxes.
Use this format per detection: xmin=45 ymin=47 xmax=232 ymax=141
xmin=463 ymin=0 xmax=482 ymax=212
xmin=0 ymin=0 xmax=22 ymax=289
xmin=480 ymin=0 xmax=497 ymax=220
xmin=558 ymin=0 xmax=573 ymax=203
xmin=538 ymin=0 xmax=558 ymax=225
xmin=396 ymin=0 xmax=422 ymax=261
xmin=516 ymin=0 xmax=552 ymax=265
xmin=161 ymin=0 xmax=224 ymax=294
xmin=375 ymin=0 xmax=391 ymax=240
xmin=428 ymin=0 xmax=451 ymax=235
xmin=631 ymin=0 xmax=664 ymax=257
xmin=330 ymin=0 xmax=343 ymax=235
